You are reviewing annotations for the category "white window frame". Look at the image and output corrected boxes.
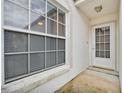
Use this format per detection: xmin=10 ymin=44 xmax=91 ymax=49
xmin=1 ymin=0 xmax=69 ymax=85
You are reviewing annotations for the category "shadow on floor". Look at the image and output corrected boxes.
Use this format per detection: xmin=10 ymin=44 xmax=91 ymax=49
xmin=55 ymin=69 xmax=121 ymax=93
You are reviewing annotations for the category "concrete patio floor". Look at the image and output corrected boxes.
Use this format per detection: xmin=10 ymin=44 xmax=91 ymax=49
xmin=55 ymin=68 xmax=121 ymax=93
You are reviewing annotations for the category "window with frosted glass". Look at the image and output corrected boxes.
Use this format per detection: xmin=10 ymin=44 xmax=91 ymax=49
xmin=4 ymin=0 xmax=66 ymax=83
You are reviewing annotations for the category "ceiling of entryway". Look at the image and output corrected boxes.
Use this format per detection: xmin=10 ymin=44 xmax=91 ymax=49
xmin=75 ymin=0 xmax=119 ymax=19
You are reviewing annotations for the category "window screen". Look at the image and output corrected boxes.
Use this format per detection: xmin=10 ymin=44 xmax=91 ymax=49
xmin=30 ymin=53 xmax=45 ymax=72
xmin=5 ymin=54 xmax=28 ymax=80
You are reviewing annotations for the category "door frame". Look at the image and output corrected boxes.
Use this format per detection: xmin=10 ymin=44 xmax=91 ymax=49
xmin=91 ymin=22 xmax=115 ymax=70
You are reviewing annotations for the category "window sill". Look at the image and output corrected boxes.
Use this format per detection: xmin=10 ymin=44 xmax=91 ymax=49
xmin=2 ymin=65 xmax=70 ymax=93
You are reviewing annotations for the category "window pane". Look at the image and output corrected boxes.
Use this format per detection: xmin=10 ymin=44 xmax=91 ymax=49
xmin=46 ymin=52 xmax=56 ymax=67
xmin=105 ymin=35 xmax=110 ymax=43
xmin=95 ymin=29 xmax=99 ymax=36
xmin=105 ymin=26 xmax=110 ymax=35
xmin=96 ymin=51 xmax=99 ymax=57
xmin=31 ymin=0 xmax=46 ymax=15
xmin=30 ymin=53 xmax=45 ymax=72
xmin=8 ymin=0 xmax=29 ymax=8
xmin=58 ymin=24 xmax=65 ymax=36
xmin=47 ymin=19 xmax=57 ymax=35
xmin=4 ymin=31 xmax=28 ymax=53
xmin=58 ymin=39 xmax=65 ymax=50
xmin=46 ymin=37 xmax=56 ymax=50
xmin=99 ymin=43 xmax=104 ymax=51
xmin=100 ymin=28 xmax=104 ymax=35
xmin=96 ymin=36 xmax=99 ymax=42
xmin=31 ymin=12 xmax=45 ymax=33
xmin=5 ymin=54 xmax=28 ymax=80
xmin=4 ymin=1 xmax=29 ymax=29
xmin=57 ymin=51 xmax=65 ymax=64
xmin=99 ymin=36 xmax=104 ymax=42
xmin=30 ymin=35 xmax=45 ymax=51
xmin=100 ymin=51 xmax=104 ymax=58
xmin=105 ymin=51 xmax=110 ymax=58
xmin=96 ymin=43 xmax=99 ymax=51
xmin=58 ymin=9 xmax=65 ymax=24
xmin=105 ymin=43 xmax=110 ymax=50
xmin=47 ymin=2 xmax=57 ymax=20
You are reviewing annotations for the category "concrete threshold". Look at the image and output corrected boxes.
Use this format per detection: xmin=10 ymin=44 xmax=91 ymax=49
xmin=88 ymin=66 xmax=119 ymax=77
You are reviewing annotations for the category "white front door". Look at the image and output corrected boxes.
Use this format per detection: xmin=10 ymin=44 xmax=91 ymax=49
xmin=92 ymin=22 xmax=115 ymax=69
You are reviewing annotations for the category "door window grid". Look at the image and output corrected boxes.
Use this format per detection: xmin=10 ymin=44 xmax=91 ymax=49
xmin=95 ymin=26 xmax=110 ymax=58
xmin=4 ymin=0 xmax=66 ymax=83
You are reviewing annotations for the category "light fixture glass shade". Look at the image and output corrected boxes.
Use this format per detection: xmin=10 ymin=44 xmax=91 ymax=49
xmin=94 ymin=5 xmax=102 ymax=13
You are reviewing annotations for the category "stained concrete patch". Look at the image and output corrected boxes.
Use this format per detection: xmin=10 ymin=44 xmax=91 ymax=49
xmin=55 ymin=70 xmax=121 ymax=93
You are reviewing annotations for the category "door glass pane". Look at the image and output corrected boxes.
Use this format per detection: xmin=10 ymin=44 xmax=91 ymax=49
xmin=57 ymin=51 xmax=65 ymax=64
xmin=58 ymin=39 xmax=65 ymax=50
xmin=8 ymin=0 xmax=29 ymax=8
xmin=100 ymin=28 xmax=104 ymax=36
xmin=46 ymin=37 xmax=56 ymax=50
xmin=4 ymin=31 xmax=28 ymax=53
xmin=100 ymin=36 xmax=104 ymax=42
xmin=46 ymin=52 xmax=56 ymax=67
xmin=31 ymin=0 xmax=46 ymax=15
xmin=105 ymin=35 xmax=110 ymax=43
xmin=96 ymin=36 xmax=99 ymax=42
xmin=47 ymin=19 xmax=57 ymax=35
xmin=96 ymin=43 xmax=99 ymax=51
xmin=4 ymin=1 xmax=29 ymax=29
xmin=100 ymin=51 xmax=104 ymax=58
xmin=105 ymin=51 xmax=110 ymax=58
xmin=105 ymin=43 xmax=110 ymax=50
xmin=30 ymin=53 xmax=45 ymax=72
xmin=58 ymin=24 xmax=65 ymax=36
xmin=96 ymin=51 xmax=99 ymax=57
xmin=31 ymin=12 xmax=45 ymax=33
xmin=47 ymin=2 xmax=57 ymax=20
xmin=95 ymin=26 xmax=110 ymax=58
xmin=58 ymin=9 xmax=65 ymax=24
xmin=99 ymin=43 xmax=104 ymax=51
xmin=30 ymin=35 xmax=45 ymax=51
xmin=5 ymin=54 xmax=28 ymax=80
xmin=95 ymin=29 xmax=99 ymax=36
xmin=105 ymin=26 xmax=110 ymax=35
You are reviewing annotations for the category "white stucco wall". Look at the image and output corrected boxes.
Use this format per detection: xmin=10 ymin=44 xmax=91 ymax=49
xmin=118 ymin=0 xmax=122 ymax=88
xmin=28 ymin=0 xmax=90 ymax=93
